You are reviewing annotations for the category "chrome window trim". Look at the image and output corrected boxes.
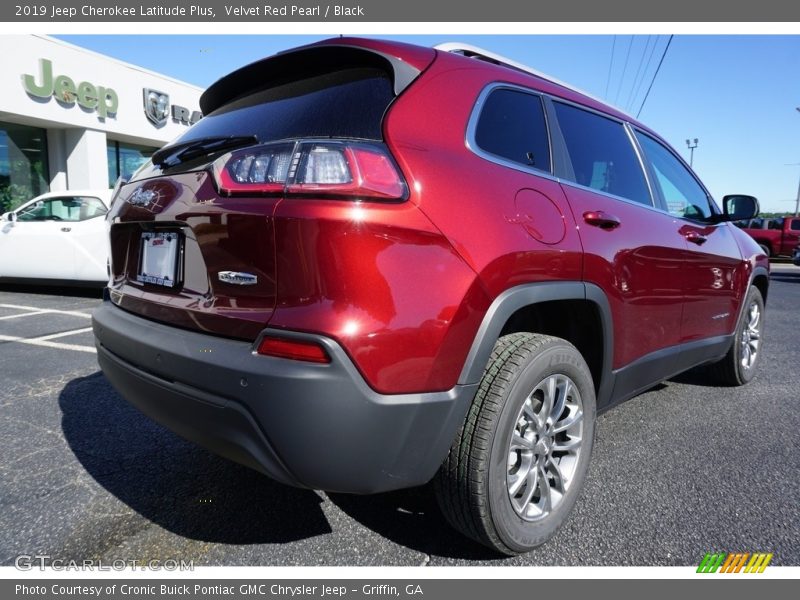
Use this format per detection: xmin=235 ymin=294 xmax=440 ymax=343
xmin=630 ymin=127 xmax=722 ymax=223
xmin=464 ymin=81 xmax=722 ymax=223
xmin=464 ymin=82 xmax=556 ymax=181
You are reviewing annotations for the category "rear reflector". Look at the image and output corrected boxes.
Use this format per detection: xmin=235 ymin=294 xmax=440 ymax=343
xmin=256 ymin=336 xmax=330 ymax=363
xmin=214 ymin=140 xmax=407 ymax=200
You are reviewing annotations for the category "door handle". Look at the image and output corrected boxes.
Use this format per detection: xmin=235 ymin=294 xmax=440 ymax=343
xmin=685 ymin=231 xmax=707 ymax=245
xmin=583 ymin=211 xmax=621 ymax=230
xmin=60 ymin=227 xmax=71 ymax=233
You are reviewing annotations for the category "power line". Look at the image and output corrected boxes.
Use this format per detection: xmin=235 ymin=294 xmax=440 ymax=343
xmin=636 ymin=34 xmax=674 ymax=119
xmin=628 ymin=35 xmax=661 ymax=112
xmin=614 ymin=36 xmax=634 ymax=105
xmin=625 ymin=35 xmax=653 ymax=111
xmin=604 ymin=35 xmax=617 ymax=100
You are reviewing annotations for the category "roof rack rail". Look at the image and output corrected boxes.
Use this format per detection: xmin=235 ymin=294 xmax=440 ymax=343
xmin=434 ymin=42 xmax=628 ymax=117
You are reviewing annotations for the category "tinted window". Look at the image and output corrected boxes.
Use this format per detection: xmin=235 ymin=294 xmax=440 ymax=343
xmin=174 ymin=68 xmax=393 ymax=144
xmin=474 ymin=89 xmax=550 ymax=172
xmin=792 ymin=220 xmax=800 ymax=231
xmin=554 ymin=102 xmax=650 ymax=205
xmin=635 ymin=132 xmax=714 ymax=220
xmin=17 ymin=196 xmax=106 ymax=222
xmin=768 ymin=218 xmax=783 ymax=230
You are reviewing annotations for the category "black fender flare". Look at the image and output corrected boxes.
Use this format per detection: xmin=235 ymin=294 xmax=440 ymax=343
xmin=457 ymin=281 xmax=616 ymax=407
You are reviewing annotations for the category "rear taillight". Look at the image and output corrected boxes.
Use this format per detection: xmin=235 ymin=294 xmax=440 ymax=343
xmin=214 ymin=140 xmax=407 ymax=201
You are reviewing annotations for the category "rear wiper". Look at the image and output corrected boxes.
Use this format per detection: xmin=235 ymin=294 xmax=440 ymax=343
xmin=152 ymin=135 xmax=258 ymax=168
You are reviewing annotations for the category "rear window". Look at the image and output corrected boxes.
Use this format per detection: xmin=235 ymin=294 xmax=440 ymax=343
xmin=175 ymin=68 xmax=394 ymax=144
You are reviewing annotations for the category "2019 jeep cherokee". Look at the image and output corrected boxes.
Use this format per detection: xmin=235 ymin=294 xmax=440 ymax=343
xmin=93 ymin=38 xmax=769 ymax=555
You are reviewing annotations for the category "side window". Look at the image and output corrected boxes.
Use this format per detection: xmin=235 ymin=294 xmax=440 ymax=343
xmin=634 ymin=132 xmax=715 ymax=221
xmin=15 ymin=197 xmax=106 ymax=222
xmin=16 ymin=200 xmax=50 ymax=221
xmin=76 ymin=197 xmax=108 ymax=220
xmin=553 ymin=102 xmax=651 ymax=205
xmin=474 ymin=88 xmax=551 ymax=172
xmin=768 ymin=218 xmax=784 ymax=230
xmin=792 ymin=220 xmax=800 ymax=231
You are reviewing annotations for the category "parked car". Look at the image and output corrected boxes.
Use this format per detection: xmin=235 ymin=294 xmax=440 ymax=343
xmin=734 ymin=215 xmax=800 ymax=257
xmin=0 ymin=190 xmax=112 ymax=284
xmin=92 ymin=38 xmax=768 ymax=554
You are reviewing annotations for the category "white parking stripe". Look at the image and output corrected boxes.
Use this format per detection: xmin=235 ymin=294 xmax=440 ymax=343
xmin=32 ymin=327 xmax=94 ymax=341
xmin=0 ymin=303 xmax=92 ymax=319
xmin=0 ymin=327 xmax=96 ymax=354
xmin=0 ymin=310 xmax=50 ymax=320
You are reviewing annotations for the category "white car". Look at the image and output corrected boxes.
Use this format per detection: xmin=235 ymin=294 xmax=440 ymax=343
xmin=0 ymin=189 xmax=112 ymax=283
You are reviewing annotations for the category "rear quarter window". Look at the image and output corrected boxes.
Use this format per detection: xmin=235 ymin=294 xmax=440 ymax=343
xmin=473 ymin=88 xmax=551 ymax=173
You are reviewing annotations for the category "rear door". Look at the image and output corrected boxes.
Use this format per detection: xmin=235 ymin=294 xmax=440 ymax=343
xmin=549 ymin=100 xmax=688 ymax=374
xmin=633 ymin=130 xmax=746 ymax=342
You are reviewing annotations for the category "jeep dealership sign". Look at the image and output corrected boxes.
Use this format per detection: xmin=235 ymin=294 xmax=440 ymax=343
xmin=22 ymin=58 xmax=119 ymax=119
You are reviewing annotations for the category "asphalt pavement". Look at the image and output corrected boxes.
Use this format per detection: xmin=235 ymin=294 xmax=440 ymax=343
xmin=1 ymin=267 xmax=798 ymax=566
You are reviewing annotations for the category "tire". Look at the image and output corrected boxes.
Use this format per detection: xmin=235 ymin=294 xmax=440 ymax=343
xmin=758 ymin=244 xmax=771 ymax=258
xmin=434 ymin=332 xmax=596 ymax=555
xmin=707 ymin=286 xmax=765 ymax=386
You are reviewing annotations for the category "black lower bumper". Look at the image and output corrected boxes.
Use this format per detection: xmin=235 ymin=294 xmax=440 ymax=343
xmin=92 ymin=301 xmax=477 ymax=494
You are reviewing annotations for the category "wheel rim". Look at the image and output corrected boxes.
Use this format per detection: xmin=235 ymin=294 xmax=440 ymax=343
xmin=506 ymin=374 xmax=584 ymax=522
xmin=740 ymin=300 xmax=761 ymax=370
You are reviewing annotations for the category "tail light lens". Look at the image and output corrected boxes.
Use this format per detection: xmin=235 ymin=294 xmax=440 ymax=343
xmin=214 ymin=140 xmax=407 ymax=201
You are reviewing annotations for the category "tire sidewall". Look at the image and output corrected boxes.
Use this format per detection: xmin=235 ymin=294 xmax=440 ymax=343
xmin=486 ymin=342 xmax=596 ymax=553
xmin=735 ymin=287 xmax=765 ymax=384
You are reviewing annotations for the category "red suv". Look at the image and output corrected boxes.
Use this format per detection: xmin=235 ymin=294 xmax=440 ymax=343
xmin=93 ymin=38 xmax=769 ymax=554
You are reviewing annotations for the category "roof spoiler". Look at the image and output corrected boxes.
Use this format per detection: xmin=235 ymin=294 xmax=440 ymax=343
xmin=201 ymin=44 xmax=424 ymax=115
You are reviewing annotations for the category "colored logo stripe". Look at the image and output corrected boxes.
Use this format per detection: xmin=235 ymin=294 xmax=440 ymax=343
xmin=697 ymin=552 xmax=773 ymax=573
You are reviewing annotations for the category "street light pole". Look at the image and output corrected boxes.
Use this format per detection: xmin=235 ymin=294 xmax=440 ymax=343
xmin=686 ymin=138 xmax=699 ymax=167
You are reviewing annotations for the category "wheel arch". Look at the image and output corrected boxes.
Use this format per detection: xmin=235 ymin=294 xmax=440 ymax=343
xmin=457 ymin=282 xmax=615 ymax=408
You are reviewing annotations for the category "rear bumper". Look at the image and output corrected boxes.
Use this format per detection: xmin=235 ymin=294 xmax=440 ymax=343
xmin=92 ymin=301 xmax=477 ymax=493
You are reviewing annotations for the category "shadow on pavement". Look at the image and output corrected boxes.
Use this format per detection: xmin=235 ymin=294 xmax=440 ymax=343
xmin=59 ymin=372 xmax=505 ymax=560
xmin=327 ymin=488 xmax=503 ymax=561
xmin=59 ymin=372 xmax=331 ymax=545
xmin=0 ymin=281 xmax=103 ymax=298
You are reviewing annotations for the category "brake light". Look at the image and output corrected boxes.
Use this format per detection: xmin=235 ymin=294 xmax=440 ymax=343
xmin=214 ymin=140 xmax=407 ymax=200
xmin=256 ymin=336 xmax=330 ymax=364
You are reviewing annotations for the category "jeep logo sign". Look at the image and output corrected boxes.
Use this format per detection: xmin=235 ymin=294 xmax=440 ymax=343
xmin=143 ymin=88 xmax=202 ymax=127
xmin=22 ymin=58 xmax=118 ymax=120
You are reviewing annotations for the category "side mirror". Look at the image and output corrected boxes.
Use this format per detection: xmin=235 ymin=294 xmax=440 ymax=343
xmin=1 ymin=211 xmax=16 ymax=222
xmin=722 ymin=195 xmax=759 ymax=222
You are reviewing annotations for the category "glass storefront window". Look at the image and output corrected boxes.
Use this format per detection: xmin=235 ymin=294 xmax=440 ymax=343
xmin=0 ymin=121 xmax=49 ymax=213
xmin=108 ymin=140 xmax=156 ymax=187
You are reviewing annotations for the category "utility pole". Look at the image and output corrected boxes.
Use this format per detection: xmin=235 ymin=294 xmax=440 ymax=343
xmin=686 ymin=138 xmax=698 ymax=167
xmin=795 ymin=108 xmax=800 ymax=216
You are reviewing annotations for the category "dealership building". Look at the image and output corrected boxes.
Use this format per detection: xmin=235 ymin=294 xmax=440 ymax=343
xmin=0 ymin=35 xmax=202 ymax=210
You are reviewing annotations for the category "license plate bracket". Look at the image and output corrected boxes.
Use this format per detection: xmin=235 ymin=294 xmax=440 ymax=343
xmin=137 ymin=231 xmax=181 ymax=288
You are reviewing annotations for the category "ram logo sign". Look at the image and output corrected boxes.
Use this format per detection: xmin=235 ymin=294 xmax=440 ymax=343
xmin=143 ymin=88 xmax=202 ymax=127
xmin=143 ymin=88 xmax=170 ymax=126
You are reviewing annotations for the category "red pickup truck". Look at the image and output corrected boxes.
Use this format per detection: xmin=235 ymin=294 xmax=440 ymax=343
xmin=736 ymin=216 xmax=800 ymax=257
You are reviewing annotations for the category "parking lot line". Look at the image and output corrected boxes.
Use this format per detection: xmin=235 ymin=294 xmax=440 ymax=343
xmin=0 ymin=310 xmax=50 ymax=320
xmin=0 ymin=303 xmax=93 ymax=319
xmin=0 ymin=327 xmax=96 ymax=354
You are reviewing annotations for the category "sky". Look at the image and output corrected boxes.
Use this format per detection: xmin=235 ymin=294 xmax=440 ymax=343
xmin=57 ymin=34 xmax=800 ymax=213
